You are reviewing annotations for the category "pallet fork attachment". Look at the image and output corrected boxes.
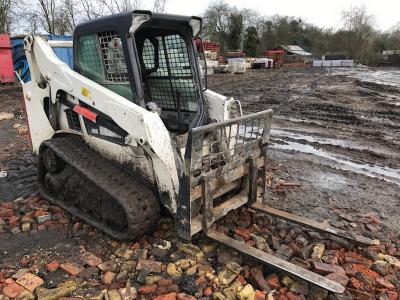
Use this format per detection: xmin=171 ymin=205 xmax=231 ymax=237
xmin=200 ymin=160 xmax=342 ymax=293
xmin=178 ymin=109 xmax=378 ymax=293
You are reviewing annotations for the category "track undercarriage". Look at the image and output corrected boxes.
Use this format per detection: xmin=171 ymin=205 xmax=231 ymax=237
xmin=38 ymin=135 xmax=160 ymax=241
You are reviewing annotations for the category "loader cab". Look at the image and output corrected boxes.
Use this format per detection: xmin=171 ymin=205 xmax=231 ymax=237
xmin=73 ymin=11 xmax=206 ymax=134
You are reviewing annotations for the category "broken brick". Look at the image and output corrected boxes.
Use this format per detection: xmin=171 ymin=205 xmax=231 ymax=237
xmin=154 ymin=292 xmax=177 ymax=300
xmin=138 ymin=284 xmax=157 ymax=295
xmin=203 ymin=287 xmax=212 ymax=297
xmin=1 ymin=202 xmax=13 ymax=209
xmin=266 ymin=273 xmax=280 ymax=289
xmin=79 ymin=267 xmax=99 ymax=280
xmin=136 ymin=259 xmax=163 ymax=273
xmin=290 ymin=257 xmax=311 ymax=270
xmin=166 ymin=284 xmax=179 ymax=293
xmin=286 ymin=291 xmax=301 ymax=300
xmin=158 ymin=279 xmax=173 ymax=287
xmin=195 ymin=276 xmax=207 ymax=286
xmin=60 ymin=263 xmax=83 ymax=276
xmin=33 ymin=210 xmax=48 ymax=218
xmin=251 ymin=268 xmax=271 ymax=292
xmin=235 ymin=228 xmax=251 ymax=241
xmin=313 ymin=262 xmax=345 ymax=275
xmin=0 ymin=208 xmax=14 ymax=219
xmin=346 ymin=288 xmax=374 ymax=299
xmin=16 ymin=273 xmax=44 ymax=293
xmin=255 ymin=290 xmax=266 ymax=300
xmin=352 ymin=264 xmax=379 ymax=281
xmin=102 ymin=271 xmax=116 ymax=285
xmin=98 ymin=260 xmax=118 ymax=272
xmin=387 ymin=291 xmax=399 ymax=300
xmin=275 ymin=244 xmax=294 ymax=260
xmin=81 ymin=252 xmax=102 ymax=267
xmin=235 ymin=274 xmax=247 ymax=286
xmin=47 ymin=260 xmax=60 ymax=272
xmin=176 ymin=293 xmax=196 ymax=300
xmin=325 ymin=272 xmax=349 ymax=287
xmin=8 ymin=216 xmax=20 ymax=226
xmin=342 ymin=263 xmax=357 ymax=277
xmin=376 ymin=277 xmax=395 ymax=290
xmin=72 ymin=222 xmax=83 ymax=234
xmin=2 ymin=282 xmax=25 ymax=298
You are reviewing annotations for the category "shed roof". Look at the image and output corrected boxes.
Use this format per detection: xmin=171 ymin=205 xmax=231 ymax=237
xmin=280 ymin=45 xmax=312 ymax=56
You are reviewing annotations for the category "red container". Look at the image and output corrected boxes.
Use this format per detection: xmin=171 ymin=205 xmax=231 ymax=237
xmin=264 ymin=50 xmax=285 ymax=68
xmin=0 ymin=34 xmax=15 ymax=83
xmin=194 ymin=39 xmax=221 ymax=54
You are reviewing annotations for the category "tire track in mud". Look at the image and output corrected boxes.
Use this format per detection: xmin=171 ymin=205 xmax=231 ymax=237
xmin=209 ymin=68 xmax=400 ymax=233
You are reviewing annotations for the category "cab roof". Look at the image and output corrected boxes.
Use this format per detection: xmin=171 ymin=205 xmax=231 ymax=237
xmin=73 ymin=10 xmax=202 ymax=39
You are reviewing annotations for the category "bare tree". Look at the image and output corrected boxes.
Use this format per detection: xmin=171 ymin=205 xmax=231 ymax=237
xmin=54 ymin=8 xmax=72 ymax=34
xmin=80 ymin=0 xmax=104 ymax=20
xmin=63 ymin=0 xmax=76 ymax=29
xmin=202 ymin=0 xmax=231 ymax=52
xmin=99 ymin=0 xmax=142 ymax=15
xmin=21 ymin=0 xmax=167 ymax=35
xmin=37 ymin=0 xmax=57 ymax=34
xmin=241 ymin=8 xmax=262 ymax=31
xmin=341 ymin=6 xmax=375 ymax=63
xmin=0 ymin=0 xmax=14 ymax=33
xmin=387 ymin=23 xmax=400 ymax=49
xmin=30 ymin=0 xmax=79 ymax=34
xmin=153 ymin=0 xmax=166 ymax=13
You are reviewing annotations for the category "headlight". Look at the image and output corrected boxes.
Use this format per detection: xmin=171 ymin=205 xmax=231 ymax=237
xmin=130 ymin=12 xmax=152 ymax=33
xmin=189 ymin=18 xmax=202 ymax=37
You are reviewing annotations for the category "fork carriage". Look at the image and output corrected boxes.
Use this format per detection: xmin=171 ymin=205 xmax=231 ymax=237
xmin=177 ymin=109 xmax=378 ymax=293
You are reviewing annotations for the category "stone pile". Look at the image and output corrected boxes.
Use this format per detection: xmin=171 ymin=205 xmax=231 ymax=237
xmin=0 ymin=196 xmax=399 ymax=299
xmin=0 ymin=197 xmax=72 ymax=236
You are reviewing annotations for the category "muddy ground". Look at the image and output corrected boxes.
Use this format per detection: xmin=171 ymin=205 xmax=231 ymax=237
xmin=0 ymin=86 xmax=37 ymax=202
xmin=0 ymin=67 xmax=399 ymax=299
xmin=208 ymin=67 xmax=400 ymax=238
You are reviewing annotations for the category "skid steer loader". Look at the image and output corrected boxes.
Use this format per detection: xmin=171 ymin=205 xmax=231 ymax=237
xmin=21 ymin=10 xmax=378 ymax=293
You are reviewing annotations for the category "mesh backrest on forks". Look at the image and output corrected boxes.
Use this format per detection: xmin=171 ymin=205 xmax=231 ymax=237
xmin=186 ymin=110 xmax=273 ymax=184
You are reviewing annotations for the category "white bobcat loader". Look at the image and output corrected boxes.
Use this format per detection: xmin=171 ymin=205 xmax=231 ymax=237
xmin=21 ymin=10 xmax=377 ymax=293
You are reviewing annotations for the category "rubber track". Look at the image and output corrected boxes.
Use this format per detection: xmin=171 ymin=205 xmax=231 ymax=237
xmin=39 ymin=135 xmax=160 ymax=240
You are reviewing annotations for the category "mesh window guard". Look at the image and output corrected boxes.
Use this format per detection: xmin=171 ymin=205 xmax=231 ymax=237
xmin=187 ymin=110 xmax=273 ymax=182
xmin=141 ymin=34 xmax=198 ymax=113
xmin=98 ymin=32 xmax=129 ymax=82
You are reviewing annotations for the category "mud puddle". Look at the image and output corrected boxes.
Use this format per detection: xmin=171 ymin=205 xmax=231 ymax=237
xmin=270 ymin=127 xmax=395 ymax=156
xmin=330 ymin=67 xmax=400 ymax=92
xmin=271 ymin=136 xmax=400 ymax=186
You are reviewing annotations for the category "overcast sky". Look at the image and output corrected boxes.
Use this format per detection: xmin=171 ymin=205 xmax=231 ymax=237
xmin=163 ymin=0 xmax=399 ymax=31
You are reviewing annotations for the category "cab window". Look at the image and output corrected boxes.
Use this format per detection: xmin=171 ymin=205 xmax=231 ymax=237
xmin=136 ymin=30 xmax=199 ymax=133
xmin=76 ymin=32 xmax=134 ymax=101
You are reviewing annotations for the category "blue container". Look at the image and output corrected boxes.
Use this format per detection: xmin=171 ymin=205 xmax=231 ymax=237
xmin=48 ymin=35 xmax=73 ymax=68
xmin=11 ymin=35 xmax=73 ymax=83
